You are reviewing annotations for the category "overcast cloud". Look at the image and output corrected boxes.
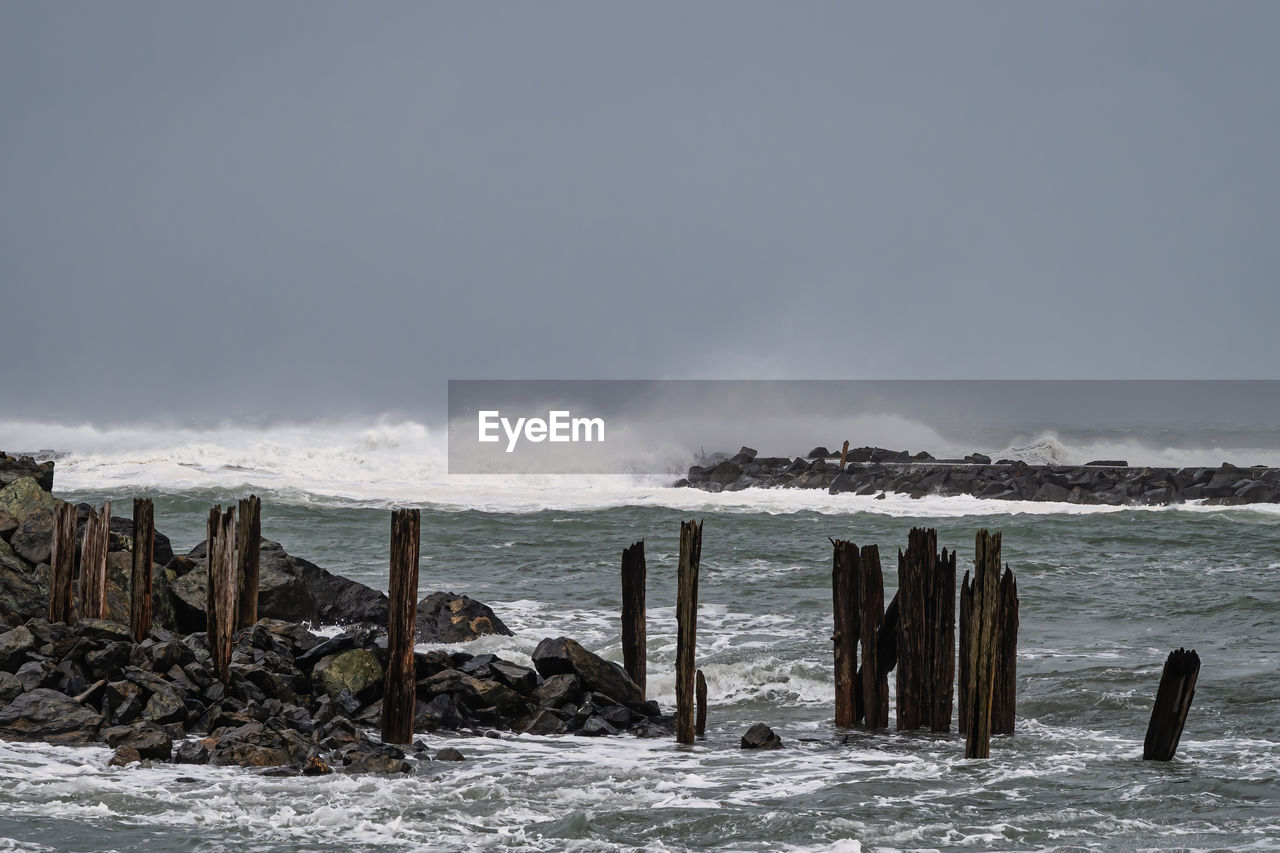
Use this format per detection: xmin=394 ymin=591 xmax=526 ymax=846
xmin=2 ymin=2 xmax=1277 ymax=422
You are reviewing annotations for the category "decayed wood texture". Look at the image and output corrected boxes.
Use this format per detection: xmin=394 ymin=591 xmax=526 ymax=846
xmin=381 ymin=508 xmax=421 ymax=745
xmin=78 ymin=502 xmax=111 ymax=620
xmin=991 ymin=567 xmax=1019 ymax=735
xmin=858 ymin=544 xmax=888 ymax=729
xmin=47 ymin=502 xmax=78 ymax=623
xmin=1143 ymin=648 xmax=1200 ymax=761
xmin=695 ymin=669 xmax=707 ymax=738
xmin=206 ymin=506 xmax=238 ymax=684
xmin=621 ymin=540 xmax=647 ymax=696
xmin=130 ymin=498 xmax=155 ymax=642
xmin=831 ymin=539 xmax=861 ymax=728
xmin=235 ymin=494 xmax=262 ymax=629
xmin=963 ymin=529 xmax=1003 ymax=758
xmin=675 ymin=519 xmax=703 ymax=745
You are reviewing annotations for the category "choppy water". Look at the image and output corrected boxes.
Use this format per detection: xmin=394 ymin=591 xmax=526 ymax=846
xmin=2 ymin=419 xmax=1279 ymax=850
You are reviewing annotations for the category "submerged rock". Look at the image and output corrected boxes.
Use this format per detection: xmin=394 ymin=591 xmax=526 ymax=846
xmin=415 ymin=592 xmax=513 ymax=644
xmin=741 ymin=723 xmax=782 ymax=750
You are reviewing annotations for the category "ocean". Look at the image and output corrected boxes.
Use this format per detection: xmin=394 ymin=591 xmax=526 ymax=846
xmin=1 ymin=417 xmax=1278 ymax=851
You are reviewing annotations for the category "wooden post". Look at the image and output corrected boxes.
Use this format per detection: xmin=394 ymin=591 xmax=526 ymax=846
xmin=1143 ymin=648 xmax=1200 ymax=761
xmin=859 ymin=544 xmax=888 ymax=728
xmin=130 ymin=498 xmax=155 ymax=642
xmin=620 ymin=540 xmax=647 ymax=696
xmin=831 ymin=539 xmax=861 ymax=728
xmin=78 ymin=502 xmax=111 ymax=620
xmin=957 ymin=571 xmax=973 ymax=733
xmin=963 ymin=529 xmax=1003 ymax=758
xmin=991 ymin=567 xmax=1019 ymax=735
xmin=695 ymin=669 xmax=707 ymax=738
xmin=235 ymin=494 xmax=261 ymax=629
xmin=206 ymin=506 xmax=238 ymax=684
xmin=928 ymin=546 xmax=957 ymax=732
xmin=47 ymin=502 xmax=78 ymax=624
xmin=895 ymin=528 xmax=928 ymax=730
xmin=840 ymin=440 xmax=850 ymax=468
xmin=675 ymin=519 xmax=703 ymax=745
xmin=381 ymin=508 xmax=420 ymax=745
xmin=853 ymin=589 xmax=899 ymax=724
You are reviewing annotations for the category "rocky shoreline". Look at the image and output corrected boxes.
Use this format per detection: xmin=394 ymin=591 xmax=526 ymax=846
xmin=1 ymin=456 xmax=669 ymax=774
xmin=674 ymin=445 xmax=1280 ymax=505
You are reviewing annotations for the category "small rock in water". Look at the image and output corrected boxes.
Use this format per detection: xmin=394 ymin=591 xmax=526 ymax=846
xmin=434 ymin=747 xmax=465 ymax=762
xmin=109 ymin=745 xmax=142 ymax=766
xmin=741 ymin=723 xmax=782 ymax=750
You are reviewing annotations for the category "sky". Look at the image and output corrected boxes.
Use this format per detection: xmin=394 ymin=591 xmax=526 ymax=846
xmin=2 ymin=2 xmax=1278 ymax=422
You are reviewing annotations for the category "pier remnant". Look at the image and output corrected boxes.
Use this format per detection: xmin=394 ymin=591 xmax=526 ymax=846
xmin=621 ymin=540 xmax=647 ymax=696
xmin=130 ymin=498 xmax=155 ymax=642
xmin=675 ymin=519 xmax=703 ymax=745
xmin=895 ymin=528 xmax=957 ymax=732
xmin=381 ymin=508 xmax=420 ymax=745
xmin=1143 ymin=648 xmax=1200 ymax=761
xmin=831 ymin=539 xmax=861 ymax=728
xmin=47 ymin=502 xmax=77 ymax=624
xmin=695 ymin=669 xmax=707 ymax=737
xmin=961 ymin=529 xmax=1006 ymax=758
xmin=206 ymin=506 xmax=238 ymax=683
xmin=79 ymin=502 xmax=111 ymax=620
xmin=235 ymin=494 xmax=261 ymax=630
xmin=992 ymin=566 xmax=1019 ymax=735
xmin=858 ymin=545 xmax=888 ymax=728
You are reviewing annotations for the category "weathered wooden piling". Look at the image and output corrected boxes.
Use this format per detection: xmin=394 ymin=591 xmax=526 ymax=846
xmin=991 ymin=567 xmax=1019 ymax=735
xmin=831 ymin=539 xmax=861 ymax=728
xmin=675 ymin=519 xmax=703 ymax=745
xmin=695 ymin=669 xmax=708 ymax=738
xmin=840 ymin=440 xmax=850 ymax=468
xmin=620 ymin=540 xmax=647 ymax=696
xmin=958 ymin=572 xmax=972 ymax=733
xmin=130 ymin=498 xmax=155 ymax=642
xmin=235 ymin=494 xmax=261 ymax=629
xmin=962 ymin=529 xmax=1003 ymax=758
xmin=206 ymin=506 xmax=238 ymax=684
xmin=1143 ymin=648 xmax=1200 ymax=761
xmin=381 ymin=508 xmax=420 ymax=745
xmin=858 ymin=545 xmax=889 ymax=729
xmin=47 ymin=502 xmax=78 ymax=623
xmin=895 ymin=528 xmax=956 ymax=732
xmin=79 ymin=502 xmax=111 ymax=620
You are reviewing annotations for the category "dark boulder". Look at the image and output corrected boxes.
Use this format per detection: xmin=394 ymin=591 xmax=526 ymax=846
xmin=531 ymin=638 xmax=643 ymax=706
xmin=9 ymin=507 xmax=54 ymax=565
xmin=0 ymin=478 xmax=55 ymax=525
xmin=806 ymin=447 xmax=831 ymax=460
xmin=0 ymin=624 xmax=36 ymax=670
xmin=0 ymin=688 xmax=104 ymax=744
xmin=0 ymin=508 xmax=17 ymax=542
xmin=740 ymin=722 xmax=782 ymax=749
xmin=415 ymin=592 xmax=513 ymax=644
xmin=102 ymin=721 xmax=174 ymax=760
xmin=0 ymin=457 xmax=54 ymax=492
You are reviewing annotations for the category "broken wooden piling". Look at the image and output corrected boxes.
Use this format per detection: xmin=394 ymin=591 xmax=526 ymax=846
xmin=206 ymin=506 xmax=238 ymax=684
xmin=858 ymin=545 xmax=888 ymax=729
xmin=130 ymin=498 xmax=155 ymax=642
xmin=1143 ymin=648 xmax=1200 ymax=761
xmin=381 ymin=508 xmax=420 ymax=745
xmin=961 ymin=529 xmax=1003 ymax=758
xmin=992 ymin=567 xmax=1019 ymax=735
xmin=79 ymin=502 xmax=111 ymax=620
xmin=831 ymin=539 xmax=861 ymax=728
xmin=621 ymin=540 xmax=647 ymax=696
xmin=896 ymin=528 xmax=956 ymax=732
xmin=235 ymin=494 xmax=261 ymax=630
xmin=695 ymin=669 xmax=707 ymax=738
xmin=47 ymin=502 xmax=78 ymax=624
xmin=675 ymin=519 xmax=703 ymax=745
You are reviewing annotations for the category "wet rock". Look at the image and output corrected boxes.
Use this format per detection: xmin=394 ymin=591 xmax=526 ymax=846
xmin=531 ymin=638 xmax=643 ymax=706
xmin=102 ymin=721 xmax=174 ymax=760
xmin=0 ymin=509 xmax=18 ymax=542
xmin=434 ymin=746 xmax=465 ymax=762
xmin=414 ymin=694 xmax=464 ymax=731
xmin=0 ymin=688 xmax=104 ymax=744
xmin=0 ymin=625 xmax=36 ymax=670
xmin=9 ymin=507 xmax=54 ymax=565
xmin=109 ymin=745 xmax=142 ymax=766
xmin=517 ymin=708 xmax=567 ymax=735
xmin=741 ymin=722 xmax=782 ymax=749
xmin=532 ymin=673 xmax=582 ymax=708
xmin=0 ymin=671 xmax=22 ymax=702
xmin=15 ymin=660 xmax=56 ymax=692
xmin=174 ymin=739 xmax=210 ymax=764
xmin=0 ymin=478 xmax=56 ymax=525
xmin=488 ymin=660 xmax=539 ymax=695
xmin=577 ymin=715 xmax=618 ymax=736
xmin=415 ymin=592 xmax=513 ymax=644
xmin=312 ymin=649 xmax=382 ymax=704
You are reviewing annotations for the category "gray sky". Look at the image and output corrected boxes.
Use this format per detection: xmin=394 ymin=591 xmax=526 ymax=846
xmin=3 ymin=2 xmax=1278 ymax=421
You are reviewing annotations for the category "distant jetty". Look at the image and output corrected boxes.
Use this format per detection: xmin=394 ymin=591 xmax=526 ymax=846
xmin=674 ymin=445 xmax=1280 ymax=505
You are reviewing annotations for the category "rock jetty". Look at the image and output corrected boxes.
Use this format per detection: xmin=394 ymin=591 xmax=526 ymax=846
xmin=1 ymin=458 xmax=668 ymax=774
xmin=675 ymin=446 xmax=1280 ymax=506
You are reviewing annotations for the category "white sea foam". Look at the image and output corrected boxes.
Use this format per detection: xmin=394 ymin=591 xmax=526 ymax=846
xmin=3 ymin=417 xmax=1279 ymax=516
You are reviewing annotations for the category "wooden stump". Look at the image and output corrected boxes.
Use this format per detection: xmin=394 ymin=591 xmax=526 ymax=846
xmin=621 ymin=540 xmax=647 ymax=696
xmin=47 ymin=502 xmax=78 ymax=624
xmin=1143 ymin=648 xmax=1200 ymax=761
xmin=859 ymin=544 xmax=888 ymax=729
xmin=991 ymin=567 xmax=1019 ymax=735
xmin=963 ymin=530 xmax=1003 ymax=758
xmin=381 ymin=508 xmax=420 ymax=745
xmin=928 ymin=546 xmax=957 ymax=733
xmin=206 ymin=506 xmax=238 ymax=684
xmin=958 ymin=571 xmax=973 ymax=734
xmin=235 ymin=495 xmax=261 ymax=630
xmin=675 ymin=519 xmax=703 ymax=745
xmin=831 ymin=539 xmax=861 ymax=728
xmin=695 ymin=669 xmax=707 ymax=738
xmin=79 ymin=502 xmax=111 ymax=620
xmin=130 ymin=498 xmax=155 ymax=642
